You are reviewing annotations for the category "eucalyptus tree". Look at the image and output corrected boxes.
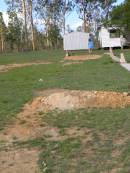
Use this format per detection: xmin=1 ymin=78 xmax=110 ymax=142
xmin=5 ymin=0 xmax=29 ymax=49
xmin=75 ymin=0 xmax=116 ymax=33
xmin=21 ymin=0 xmax=28 ymax=46
xmin=60 ymin=0 xmax=74 ymax=34
xmin=35 ymin=0 xmax=62 ymax=47
xmin=110 ymin=0 xmax=130 ymax=34
xmin=0 ymin=12 xmax=6 ymax=52
xmin=6 ymin=11 xmax=22 ymax=51
xmin=27 ymin=0 xmax=35 ymax=50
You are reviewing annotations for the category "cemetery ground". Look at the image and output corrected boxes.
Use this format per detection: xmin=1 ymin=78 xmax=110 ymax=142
xmin=1 ymin=49 xmax=130 ymax=172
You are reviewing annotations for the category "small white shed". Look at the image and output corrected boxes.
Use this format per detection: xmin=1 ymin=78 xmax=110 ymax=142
xmin=63 ymin=32 xmax=90 ymax=51
xmin=98 ymin=27 xmax=126 ymax=48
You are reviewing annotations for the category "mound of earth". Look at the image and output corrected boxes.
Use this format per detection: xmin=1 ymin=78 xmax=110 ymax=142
xmin=1 ymin=89 xmax=130 ymax=141
xmin=64 ymin=54 xmax=101 ymax=61
xmin=1 ymin=89 xmax=130 ymax=142
xmin=31 ymin=89 xmax=130 ymax=111
xmin=0 ymin=61 xmax=51 ymax=72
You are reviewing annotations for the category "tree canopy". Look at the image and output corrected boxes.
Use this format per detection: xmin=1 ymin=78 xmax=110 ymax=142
xmin=1 ymin=0 xmax=129 ymax=52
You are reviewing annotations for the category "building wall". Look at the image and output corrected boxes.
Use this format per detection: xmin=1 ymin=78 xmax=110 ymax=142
xmin=63 ymin=32 xmax=90 ymax=51
xmin=99 ymin=27 xmax=122 ymax=48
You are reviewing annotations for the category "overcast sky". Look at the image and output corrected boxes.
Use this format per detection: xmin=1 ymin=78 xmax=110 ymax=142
xmin=0 ymin=0 xmax=125 ymax=30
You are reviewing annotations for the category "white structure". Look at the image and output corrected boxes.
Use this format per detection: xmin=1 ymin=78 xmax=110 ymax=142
xmin=98 ymin=27 xmax=126 ymax=48
xmin=64 ymin=32 xmax=89 ymax=51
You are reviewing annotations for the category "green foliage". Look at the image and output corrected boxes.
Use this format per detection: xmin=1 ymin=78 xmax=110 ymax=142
xmin=48 ymin=24 xmax=62 ymax=48
xmin=111 ymin=0 xmax=130 ymax=30
xmin=6 ymin=11 xmax=22 ymax=50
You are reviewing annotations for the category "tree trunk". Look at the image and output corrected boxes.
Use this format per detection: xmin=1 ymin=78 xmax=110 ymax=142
xmin=21 ymin=0 xmax=28 ymax=48
xmin=29 ymin=0 xmax=35 ymax=50
xmin=63 ymin=0 xmax=66 ymax=34
xmin=1 ymin=27 xmax=4 ymax=52
xmin=83 ymin=0 xmax=89 ymax=33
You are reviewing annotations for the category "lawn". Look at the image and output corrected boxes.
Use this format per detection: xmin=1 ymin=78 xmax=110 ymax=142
xmin=0 ymin=49 xmax=130 ymax=172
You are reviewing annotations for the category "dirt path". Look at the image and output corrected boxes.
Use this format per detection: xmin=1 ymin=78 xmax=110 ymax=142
xmin=0 ymin=61 xmax=51 ymax=73
xmin=64 ymin=54 xmax=101 ymax=61
xmin=1 ymin=89 xmax=130 ymax=172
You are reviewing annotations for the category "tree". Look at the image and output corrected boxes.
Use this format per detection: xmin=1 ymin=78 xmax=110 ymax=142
xmin=35 ymin=0 xmax=61 ymax=47
xmin=0 ymin=12 xmax=6 ymax=52
xmin=21 ymin=0 xmax=28 ymax=47
xmin=75 ymin=0 xmax=116 ymax=33
xmin=111 ymin=0 xmax=130 ymax=31
xmin=101 ymin=0 xmax=116 ymax=19
xmin=48 ymin=24 xmax=62 ymax=48
xmin=59 ymin=0 xmax=74 ymax=34
xmin=28 ymin=0 xmax=35 ymax=50
xmin=6 ymin=11 xmax=22 ymax=51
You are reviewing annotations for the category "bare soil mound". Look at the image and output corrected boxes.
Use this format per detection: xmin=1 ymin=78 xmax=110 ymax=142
xmin=0 ymin=61 xmax=51 ymax=73
xmin=64 ymin=54 xmax=101 ymax=61
xmin=32 ymin=89 xmax=130 ymax=111
xmin=1 ymin=89 xmax=130 ymax=142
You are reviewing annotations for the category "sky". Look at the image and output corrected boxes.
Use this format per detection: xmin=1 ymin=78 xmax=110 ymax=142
xmin=0 ymin=0 xmax=125 ymax=30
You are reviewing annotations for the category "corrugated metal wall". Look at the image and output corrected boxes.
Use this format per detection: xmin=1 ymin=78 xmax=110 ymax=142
xmin=64 ymin=32 xmax=89 ymax=50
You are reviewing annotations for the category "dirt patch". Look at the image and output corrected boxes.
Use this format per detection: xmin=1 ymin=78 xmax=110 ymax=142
xmin=63 ymin=61 xmax=82 ymax=66
xmin=113 ymin=131 xmax=129 ymax=146
xmin=32 ymin=89 xmax=130 ymax=111
xmin=0 ymin=61 xmax=51 ymax=73
xmin=112 ymin=148 xmax=122 ymax=158
xmin=1 ymin=89 xmax=130 ymax=142
xmin=0 ymin=89 xmax=130 ymax=172
xmin=0 ymin=148 xmax=40 ymax=173
xmin=64 ymin=54 xmax=101 ymax=61
xmin=65 ymin=127 xmax=92 ymax=140
xmin=110 ymin=168 xmax=122 ymax=173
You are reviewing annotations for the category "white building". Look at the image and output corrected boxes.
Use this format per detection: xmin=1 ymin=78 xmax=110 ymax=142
xmin=98 ymin=27 xmax=126 ymax=48
xmin=63 ymin=32 xmax=90 ymax=51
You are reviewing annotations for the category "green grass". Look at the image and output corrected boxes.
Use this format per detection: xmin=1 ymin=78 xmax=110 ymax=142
xmin=0 ymin=51 xmax=130 ymax=125
xmin=16 ymin=108 xmax=130 ymax=172
xmin=114 ymin=48 xmax=130 ymax=62
xmin=0 ymin=49 xmax=65 ymax=64
xmin=1 ymin=49 xmax=130 ymax=172
xmin=0 ymin=54 xmax=130 ymax=128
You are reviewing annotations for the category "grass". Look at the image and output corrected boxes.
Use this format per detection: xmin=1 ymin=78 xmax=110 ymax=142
xmin=0 ymin=49 xmax=65 ymax=64
xmin=1 ymin=49 xmax=130 ymax=172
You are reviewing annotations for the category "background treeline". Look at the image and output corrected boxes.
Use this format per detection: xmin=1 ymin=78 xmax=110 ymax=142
xmin=0 ymin=0 xmax=130 ymax=53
